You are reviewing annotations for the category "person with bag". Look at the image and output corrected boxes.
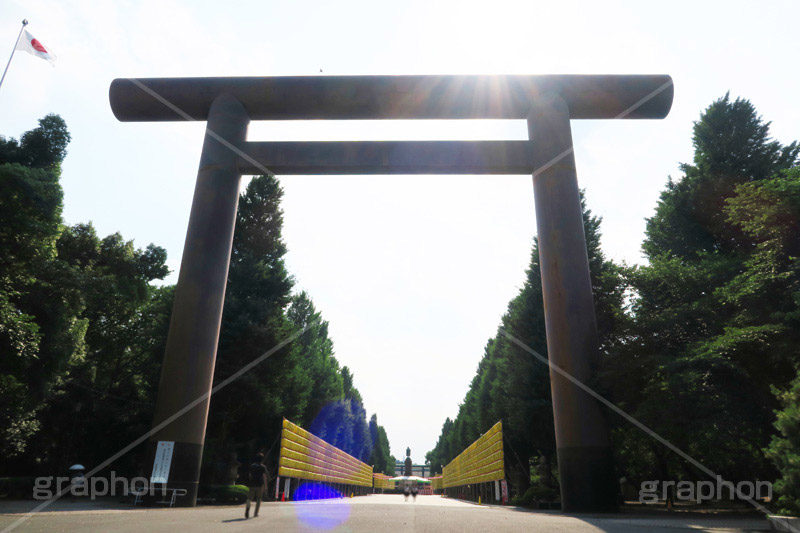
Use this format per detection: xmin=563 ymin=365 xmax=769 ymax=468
xmin=245 ymin=453 xmax=268 ymax=519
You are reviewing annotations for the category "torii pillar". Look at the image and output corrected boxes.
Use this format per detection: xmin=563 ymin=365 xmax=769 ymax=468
xmin=528 ymin=92 xmax=614 ymax=511
xmin=109 ymin=74 xmax=673 ymax=508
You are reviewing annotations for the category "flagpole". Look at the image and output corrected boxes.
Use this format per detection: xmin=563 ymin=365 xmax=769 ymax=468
xmin=0 ymin=19 xmax=28 ymax=92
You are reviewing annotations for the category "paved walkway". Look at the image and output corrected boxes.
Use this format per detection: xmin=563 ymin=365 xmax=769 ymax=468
xmin=0 ymin=494 xmax=770 ymax=532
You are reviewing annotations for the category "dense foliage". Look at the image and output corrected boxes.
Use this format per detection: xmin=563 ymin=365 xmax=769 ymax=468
xmin=0 ymin=117 xmax=393 ymax=484
xmin=766 ymin=372 xmax=800 ymax=515
xmin=5 ymin=93 xmax=800 ymax=510
xmin=427 ymin=94 xmax=800 ymax=510
xmin=425 ymin=193 xmax=624 ymax=494
xmin=605 ymin=96 xmax=799 ymax=501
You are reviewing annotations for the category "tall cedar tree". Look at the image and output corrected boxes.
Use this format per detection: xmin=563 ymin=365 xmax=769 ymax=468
xmin=203 ymin=175 xmax=382 ymax=480
xmin=204 ymin=174 xmax=300 ymax=479
xmin=603 ymin=95 xmax=799 ymax=491
xmin=426 ymin=191 xmax=624 ymax=496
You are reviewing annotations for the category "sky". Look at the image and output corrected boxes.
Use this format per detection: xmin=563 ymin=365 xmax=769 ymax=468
xmin=2 ymin=0 xmax=798 ymax=465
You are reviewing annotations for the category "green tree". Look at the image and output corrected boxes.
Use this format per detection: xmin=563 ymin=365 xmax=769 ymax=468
xmin=0 ymin=115 xmax=172 ymax=475
xmin=342 ymin=367 xmax=373 ymax=462
xmin=204 ymin=174 xmax=300 ymax=478
xmin=427 ymin=191 xmax=625 ymax=496
xmin=766 ymin=371 xmax=800 ymax=516
xmin=426 ymin=417 xmax=454 ymax=476
xmin=604 ymin=97 xmax=799 ymax=491
xmin=0 ymin=117 xmax=393 ymax=484
xmin=29 ymin=223 xmax=170 ymax=472
xmin=643 ymin=93 xmax=798 ymax=260
xmin=289 ymin=291 xmax=344 ymax=429
xmin=204 ymin=175 xmax=380 ymax=476
xmin=0 ymin=114 xmax=71 ymax=169
xmin=0 ymin=116 xmax=80 ymax=460
xmin=368 ymin=414 xmax=393 ymax=475
xmin=0 ymin=287 xmax=42 ymax=457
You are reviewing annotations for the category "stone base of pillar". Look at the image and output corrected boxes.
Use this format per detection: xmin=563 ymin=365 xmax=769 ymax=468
xmin=557 ymin=445 xmax=617 ymax=512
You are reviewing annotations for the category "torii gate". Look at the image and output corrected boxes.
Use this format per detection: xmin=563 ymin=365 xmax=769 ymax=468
xmin=109 ymin=74 xmax=673 ymax=510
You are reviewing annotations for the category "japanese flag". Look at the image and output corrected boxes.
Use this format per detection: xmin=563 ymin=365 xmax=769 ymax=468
xmin=16 ymin=30 xmax=56 ymax=66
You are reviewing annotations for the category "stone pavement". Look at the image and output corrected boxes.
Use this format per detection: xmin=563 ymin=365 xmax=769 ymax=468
xmin=0 ymin=494 xmax=770 ymax=532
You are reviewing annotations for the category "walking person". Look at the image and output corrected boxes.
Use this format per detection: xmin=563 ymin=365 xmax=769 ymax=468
xmin=245 ymin=453 xmax=268 ymax=519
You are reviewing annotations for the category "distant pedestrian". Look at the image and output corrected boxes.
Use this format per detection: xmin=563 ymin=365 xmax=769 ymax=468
xmin=403 ymin=485 xmax=410 ymax=501
xmin=245 ymin=453 xmax=267 ymax=519
xmin=411 ymin=485 xmax=418 ymax=502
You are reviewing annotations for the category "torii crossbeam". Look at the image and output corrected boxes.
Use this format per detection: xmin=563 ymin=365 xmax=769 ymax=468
xmin=109 ymin=74 xmax=673 ymax=510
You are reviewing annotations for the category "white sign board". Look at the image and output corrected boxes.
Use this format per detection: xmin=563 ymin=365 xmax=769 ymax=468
xmin=150 ymin=441 xmax=175 ymax=484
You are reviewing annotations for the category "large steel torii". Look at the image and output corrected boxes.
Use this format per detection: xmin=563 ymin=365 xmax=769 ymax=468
xmin=109 ymin=74 xmax=673 ymax=509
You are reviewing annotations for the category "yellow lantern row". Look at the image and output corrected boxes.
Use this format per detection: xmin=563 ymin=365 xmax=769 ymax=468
xmin=373 ymin=473 xmax=395 ymax=490
xmin=442 ymin=420 xmax=505 ymax=488
xmin=277 ymin=418 xmax=373 ymax=487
